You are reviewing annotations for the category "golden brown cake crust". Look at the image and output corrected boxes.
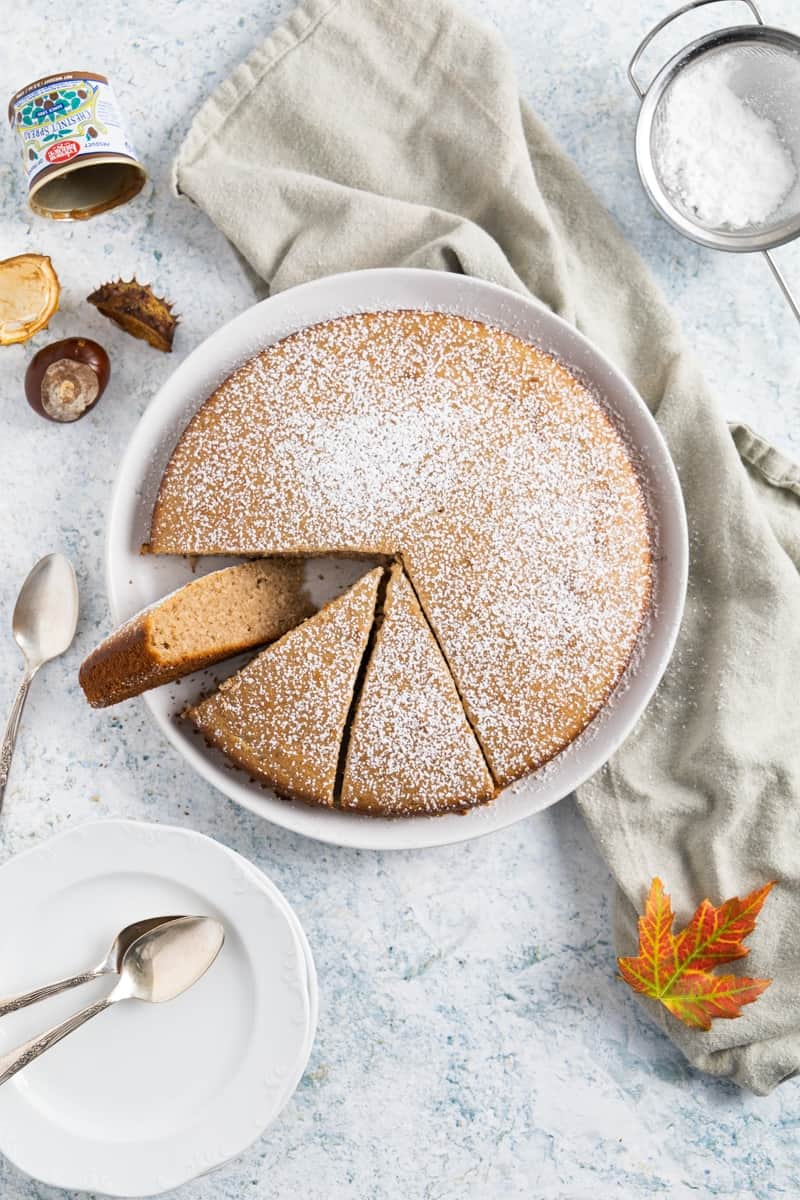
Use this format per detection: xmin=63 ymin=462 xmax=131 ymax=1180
xmin=79 ymin=559 xmax=312 ymax=707
xmin=152 ymin=310 xmax=653 ymax=807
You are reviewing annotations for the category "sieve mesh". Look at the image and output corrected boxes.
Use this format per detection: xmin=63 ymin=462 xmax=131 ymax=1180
xmin=651 ymin=40 xmax=800 ymax=240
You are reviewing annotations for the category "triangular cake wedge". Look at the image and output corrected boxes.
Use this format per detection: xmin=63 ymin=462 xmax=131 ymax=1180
xmin=186 ymin=567 xmax=382 ymax=807
xmin=80 ymin=559 xmax=312 ymax=708
xmin=340 ymin=566 xmax=494 ymax=815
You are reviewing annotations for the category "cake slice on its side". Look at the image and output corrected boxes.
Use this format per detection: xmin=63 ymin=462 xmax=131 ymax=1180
xmin=185 ymin=567 xmax=383 ymax=807
xmin=340 ymin=565 xmax=494 ymax=816
xmin=79 ymin=559 xmax=313 ymax=708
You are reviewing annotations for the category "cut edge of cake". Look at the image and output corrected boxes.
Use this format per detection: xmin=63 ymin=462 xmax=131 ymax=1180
xmin=403 ymin=543 xmax=652 ymax=789
xmin=79 ymin=559 xmax=313 ymax=708
xmin=339 ymin=563 xmax=495 ymax=816
xmin=397 ymin=557 xmax=501 ymax=789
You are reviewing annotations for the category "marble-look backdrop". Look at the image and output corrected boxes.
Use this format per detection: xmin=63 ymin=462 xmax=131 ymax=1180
xmin=1 ymin=1 xmax=798 ymax=1196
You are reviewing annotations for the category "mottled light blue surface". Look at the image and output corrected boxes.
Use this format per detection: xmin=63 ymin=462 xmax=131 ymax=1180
xmin=1 ymin=1 xmax=799 ymax=1196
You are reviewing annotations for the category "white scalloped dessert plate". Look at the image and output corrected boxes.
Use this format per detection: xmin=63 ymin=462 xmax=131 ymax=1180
xmin=0 ymin=821 xmax=315 ymax=1197
xmin=107 ymin=268 xmax=688 ymax=851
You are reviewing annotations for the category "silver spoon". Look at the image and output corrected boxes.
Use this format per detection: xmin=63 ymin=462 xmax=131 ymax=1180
xmin=0 ymin=554 xmax=79 ymax=809
xmin=0 ymin=915 xmax=182 ymax=1017
xmin=0 ymin=915 xmax=225 ymax=1087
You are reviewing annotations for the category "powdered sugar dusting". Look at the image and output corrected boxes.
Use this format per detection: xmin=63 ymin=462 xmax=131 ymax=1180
xmin=156 ymin=310 xmax=652 ymax=800
xmin=654 ymin=48 xmax=797 ymax=229
xmin=187 ymin=568 xmax=381 ymax=806
xmin=342 ymin=567 xmax=493 ymax=815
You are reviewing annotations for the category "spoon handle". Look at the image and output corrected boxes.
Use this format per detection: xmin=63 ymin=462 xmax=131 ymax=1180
xmin=0 ymin=994 xmax=114 ymax=1087
xmin=0 ymin=671 xmax=34 ymax=810
xmin=0 ymin=969 xmax=102 ymax=1017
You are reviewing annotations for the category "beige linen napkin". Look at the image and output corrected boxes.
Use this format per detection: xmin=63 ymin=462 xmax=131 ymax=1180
xmin=174 ymin=0 xmax=800 ymax=1093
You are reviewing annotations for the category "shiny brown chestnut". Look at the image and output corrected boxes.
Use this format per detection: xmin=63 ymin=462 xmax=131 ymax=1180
xmin=25 ymin=337 xmax=110 ymax=423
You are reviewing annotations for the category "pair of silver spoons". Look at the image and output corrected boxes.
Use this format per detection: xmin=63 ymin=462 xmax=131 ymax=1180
xmin=0 ymin=915 xmax=225 ymax=1086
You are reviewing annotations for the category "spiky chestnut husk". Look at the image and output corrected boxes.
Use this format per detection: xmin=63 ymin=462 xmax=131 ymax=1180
xmin=87 ymin=278 xmax=178 ymax=352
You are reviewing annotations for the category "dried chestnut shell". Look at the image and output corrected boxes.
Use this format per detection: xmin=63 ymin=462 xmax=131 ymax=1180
xmin=25 ymin=337 xmax=110 ymax=423
xmin=87 ymin=279 xmax=178 ymax=352
xmin=0 ymin=253 xmax=61 ymax=345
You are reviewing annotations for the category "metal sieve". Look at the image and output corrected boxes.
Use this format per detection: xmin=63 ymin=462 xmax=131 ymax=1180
xmin=629 ymin=0 xmax=800 ymax=322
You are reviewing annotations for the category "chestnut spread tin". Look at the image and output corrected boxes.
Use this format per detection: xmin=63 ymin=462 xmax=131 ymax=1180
xmin=8 ymin=71 xmax=146 ymax=219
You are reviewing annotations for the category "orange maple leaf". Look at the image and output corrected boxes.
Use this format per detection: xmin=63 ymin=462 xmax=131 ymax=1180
xmin=618 ymin=877 xmax=774 ymax=1030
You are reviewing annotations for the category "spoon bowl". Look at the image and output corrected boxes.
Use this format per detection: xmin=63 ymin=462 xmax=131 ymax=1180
xmin=1 ymin=553 xmax=79 ymax=808
xmin=12 ymin=553 xmax=79 ymax=669
xmin=117 ymin=916 xmax=226 ymax=1003
xmin=104 ymin=915 xmax=185 ymax=974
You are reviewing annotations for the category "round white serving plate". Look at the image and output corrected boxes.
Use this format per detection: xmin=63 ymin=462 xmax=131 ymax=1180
xmin=107 ymin=268 xmax=688 ymax=852
xmin=223 ymin=845 xmax=318 ymax=1127
xmin=0 ymin=821 xmax=315 ymax=1197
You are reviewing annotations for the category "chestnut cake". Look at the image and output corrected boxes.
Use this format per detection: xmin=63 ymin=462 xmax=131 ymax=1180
xmin=80 ymin=559 xmax=312 ymax=707
xmin=186 ymin=569 xmax=382 ymax=807
xmin=150 ymin=310 xmax=653 ymax=813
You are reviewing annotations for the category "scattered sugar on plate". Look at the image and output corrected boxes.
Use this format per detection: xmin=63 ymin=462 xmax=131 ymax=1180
xmin=654 ymin=48 xmax=796 ymax=229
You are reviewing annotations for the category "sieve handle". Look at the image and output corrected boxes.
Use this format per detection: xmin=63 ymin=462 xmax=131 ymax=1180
xmin=763 ymin=252 xmax=800 ymax=326
xmin=627 ymin=0 xmax=764 ymax=98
